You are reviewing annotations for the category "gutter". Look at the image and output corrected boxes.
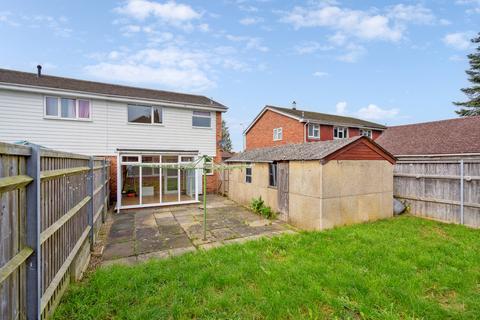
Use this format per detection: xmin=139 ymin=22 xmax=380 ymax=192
xmin=396 ymin=153 xmax=480 ymax=158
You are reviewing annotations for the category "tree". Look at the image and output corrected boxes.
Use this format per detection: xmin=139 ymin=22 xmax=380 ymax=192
xmin=454 ymin=32 xmax=480 ymax=116
xmin=221 ymin=120 xmax=233 ymax=152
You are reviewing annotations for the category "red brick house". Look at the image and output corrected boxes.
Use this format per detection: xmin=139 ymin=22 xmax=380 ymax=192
xmin=244 ymin=105 xmax=386 ymax=150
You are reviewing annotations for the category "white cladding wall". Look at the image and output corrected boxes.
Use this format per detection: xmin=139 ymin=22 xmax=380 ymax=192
xmin=0 ymin=89 xmax=217 ymax=156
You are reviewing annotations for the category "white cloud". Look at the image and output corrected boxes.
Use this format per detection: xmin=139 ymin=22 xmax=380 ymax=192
xmin=455 ymin=0 xmax=480 ymax=14
xmin=443 ymin=32 xmax=473 ymax=50
xmin=281 ymin=5 xmax=403 ymax=42
xmin=239 ymin=16 xmax=263 ymax=25
xmin=313 ymin=71 xmax=329 ymax=77
xmin=336 ymin=101 xmax=347 ymax=114
xmin=85 ymin=47 xmax=214 ymax=91
xmin=337 ymin=44 xmax=366 ymax=63
xmin=226 ymin=34 xmax=269 ymax=52
xmin=387 ymin=4 xmax=447 ymax=25
xmin=335 ymin=102 xmax=399 ymax=120
xmin=294 ymin=41 xmax=332 ymax=54
xmin=115 ymin=0 xmax=201 ymax=23
xmin=356 ymin=104 xmax=399 ymax=120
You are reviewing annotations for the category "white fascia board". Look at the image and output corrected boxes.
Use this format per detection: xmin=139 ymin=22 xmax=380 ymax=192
xmin=243 ymin=106 xmax=301 ymax=135
xmin=397 ymin=153 xmax=480 ymax=158
xmin=0 ymin=82 xmax=227 ymax=112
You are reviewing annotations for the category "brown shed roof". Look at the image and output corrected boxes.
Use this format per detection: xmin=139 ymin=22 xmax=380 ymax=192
xmin=376 ymin=116 xmax=480 ymax=156
xmin=268 ymin=105 xmax=386 ymax=129
xmin=227 ymin=136 xmax=395 ymax=163
xmin=0 ymin=68 xmax=227 ymax=109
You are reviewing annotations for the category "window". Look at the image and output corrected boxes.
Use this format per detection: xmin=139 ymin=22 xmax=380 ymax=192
xmin=268 ymin=162 xmax=277 ymax=187
xmin=128 ymin=105 xmax=163 ymax=124
xmin=121 ymin=155 xmax=139 ymax=163
xmin=308 ymin=124 xmax=320 ymax=139
xmin=245 ymin=165 xmax=252 ymax=183
xmin=192 ymin=111 xmax=211 ymax=128
xmin=360 ymin=129 xmax=372 ymax=138
xmin=204 ymin=157 xmax=213 ymax=175
xmin=273 ymin=128 xmax=283 ymax=141
xmin=44 ymin=96 xmax=91 ymax=120
xmin=333 ymin=126 xmax=348 ymax=139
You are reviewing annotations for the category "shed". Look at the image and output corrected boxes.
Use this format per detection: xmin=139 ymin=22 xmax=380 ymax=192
xmin=226 ymin=136 xmax=396 ymax=230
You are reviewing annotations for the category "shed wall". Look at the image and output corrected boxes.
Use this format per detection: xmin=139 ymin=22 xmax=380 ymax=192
xmin=228 ymin=163 xmax=278 ymax=212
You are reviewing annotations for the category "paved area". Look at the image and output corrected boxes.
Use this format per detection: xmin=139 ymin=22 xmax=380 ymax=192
xmin=102 ymin=195 xmax=293 ymax=266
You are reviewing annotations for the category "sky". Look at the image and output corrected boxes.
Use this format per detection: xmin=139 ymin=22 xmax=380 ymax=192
xmin=0 ymin=0 xmax=479 ymax=150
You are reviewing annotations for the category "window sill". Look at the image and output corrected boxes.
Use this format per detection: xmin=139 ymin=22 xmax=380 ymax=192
xmin=127 ymin=122 xmax=165 ymax=127
xmin=192 ymin=126 xmax=212 ymax=129
xmin=43 ymin=117 xmax=92 ymax=122
xmin=268 ymin=185 xmax=277 ymax=189
xmin=308 ymin=136 xmax=320 ymax=140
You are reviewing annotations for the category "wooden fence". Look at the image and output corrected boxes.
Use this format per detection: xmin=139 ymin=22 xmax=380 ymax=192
xmin=0 ymin=142 xmax=110 ymax=319
xmin=394 ymin=158 xmax=480 ymax=228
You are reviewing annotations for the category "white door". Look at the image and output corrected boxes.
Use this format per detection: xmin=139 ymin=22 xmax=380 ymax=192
xmin=164 ymin=168 xmax=178 ymax=194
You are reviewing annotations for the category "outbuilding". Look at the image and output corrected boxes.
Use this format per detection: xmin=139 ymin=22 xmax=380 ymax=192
xmin=226 ymin=136 xmax=396 ymax=230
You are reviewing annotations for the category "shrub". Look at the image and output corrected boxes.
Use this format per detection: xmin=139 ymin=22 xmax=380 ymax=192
xmin=250 ymin=196 xmax=277 ymax=219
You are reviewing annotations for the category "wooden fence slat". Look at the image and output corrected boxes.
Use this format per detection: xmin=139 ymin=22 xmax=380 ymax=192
xmin=0 ymin=175 xmax=33 ymax=193
xmin=40 ymin=167 xmax=90 ymax=181
xmin=40 ymin=226 xmax=91 ymax=313
xmin=0 ymin=248 xmax=33 ymax=284
xmin=39 ymin=196 xmax=91 ymax=244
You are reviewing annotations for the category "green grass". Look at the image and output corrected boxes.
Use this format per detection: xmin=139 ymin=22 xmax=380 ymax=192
xmin=54 ymin=216 xmax=480 ymax=319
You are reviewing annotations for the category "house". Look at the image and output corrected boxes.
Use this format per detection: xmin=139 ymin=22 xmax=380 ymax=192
xmin=0 ymin=66 xmax=227 ymax=210
xmin=376 ymin=116 xmax=480 ymax=159
xmin=244 ymin=105 xmax=386 ymax=150
xmin=226 ymin=136 xmax=396 ymax=230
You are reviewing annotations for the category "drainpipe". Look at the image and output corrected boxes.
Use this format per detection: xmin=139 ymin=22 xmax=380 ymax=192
xmin=460 ymin=159 xmax=464 ymax=225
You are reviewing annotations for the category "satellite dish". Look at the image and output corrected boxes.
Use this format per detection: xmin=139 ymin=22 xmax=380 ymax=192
xmin=218 ymin=139 xmax=226 ymax=149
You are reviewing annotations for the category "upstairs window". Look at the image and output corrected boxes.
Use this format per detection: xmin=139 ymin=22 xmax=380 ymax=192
xmin=273 ymin=128 xmax=283 ymax=141
xmin=45 ymin=96 xmax=91 ymax=120
xmin=268 ymin=162 xmax=277 ymax=187
xmin=308 ymin=124 xmax=320 ymax=139
xmin=192 ymin=111 xmax=211 ymax=128
xmin=333 ymin=126 xmax=348 ymax=139
xmin=360 ymin=129 xmax=372 ymax=138
xmin=245 ymin=165 xmax=252 ymax=183
xmin=128 ymin=105 xmax=162 ymax=124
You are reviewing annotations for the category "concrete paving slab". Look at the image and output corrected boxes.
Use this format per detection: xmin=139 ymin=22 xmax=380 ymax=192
xmin=103 ymin=241 xmax=135 ymax=260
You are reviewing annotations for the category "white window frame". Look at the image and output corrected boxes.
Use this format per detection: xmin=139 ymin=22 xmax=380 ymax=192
xmin=192 ymin=111 xmax=212 ymax=128
xmin=307 ymin=124 xmax=320 ymax=139
xmin=44 ymin=96 xmax=92 ymax=121
xmin=127 ymin=105 xmax=163 ymax=125
xmin=273 ymin=127 xmax=283 ymax=141
xmin=359 ymin=129 xmax=372 ymax=138
xmin=245 ymin=165 xmax=252 ymax=183
xmin=333 ymin=126 xmax=348 ymax=139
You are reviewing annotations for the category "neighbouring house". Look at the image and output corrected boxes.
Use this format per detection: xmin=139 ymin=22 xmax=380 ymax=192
xmin=376 ymin=117 xmax=480 ymax=227
xmin=0 ymin=67 xmax=227 ymax=210
xmin=244 ymin=105 xmax=386 ymax=150
xmin=221 ymin=150 xmax=235 ymax=162
xmin=376 ymin=116 xmax=480 ymax=160
xmin=226 ymin=136 xmax=396 ymax=230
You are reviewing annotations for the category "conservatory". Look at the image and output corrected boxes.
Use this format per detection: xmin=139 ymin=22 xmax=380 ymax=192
xmin=116 ymin=149 xmax=203 ymax=210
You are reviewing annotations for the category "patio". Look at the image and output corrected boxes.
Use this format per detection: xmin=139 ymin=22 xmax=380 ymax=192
xmin=102 ymin=195 xmax=293 ymax=265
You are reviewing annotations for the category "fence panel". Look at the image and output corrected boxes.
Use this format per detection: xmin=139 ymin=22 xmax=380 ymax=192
xmin=0 ymin=143 xmax=32 ymax=320
xmin=394 ymin=159 xmax=480 ymax=228
xmin=0 ymin=142 xmax=110 ymax=319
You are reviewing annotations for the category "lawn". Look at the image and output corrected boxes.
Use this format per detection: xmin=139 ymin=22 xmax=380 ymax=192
xmin=54 ymin=216 xmax=480 ymax=319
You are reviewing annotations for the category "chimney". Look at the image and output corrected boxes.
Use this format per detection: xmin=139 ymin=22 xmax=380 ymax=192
xmin=37 ymin=65 xmax=42 ymax=77
xmin=291 ymin=101 xmax=296 ymax=110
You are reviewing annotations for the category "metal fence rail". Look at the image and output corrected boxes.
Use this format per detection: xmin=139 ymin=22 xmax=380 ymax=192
xmin=394 ymin=158 xmax=480 ymax=228
xmin=0 ymin=142 xmax=110 ymax=319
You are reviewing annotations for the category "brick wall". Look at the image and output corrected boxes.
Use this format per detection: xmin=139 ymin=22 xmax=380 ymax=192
xmin=205 ymin=111 xmax=222 ymax=192
xmin=245 ymin=110 xmax=304 ymax=150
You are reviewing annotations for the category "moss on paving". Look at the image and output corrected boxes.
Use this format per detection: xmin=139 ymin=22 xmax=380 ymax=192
xmin=54 ymin=216 xmax=480 ymax=319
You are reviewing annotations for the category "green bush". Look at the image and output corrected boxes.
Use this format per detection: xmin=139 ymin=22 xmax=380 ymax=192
xmin=250 ymin=196 xmax=276 ymax=219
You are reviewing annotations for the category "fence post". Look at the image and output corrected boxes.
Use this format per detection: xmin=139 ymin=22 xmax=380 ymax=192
xmin=26 ymin=145 xmax=41 ymax=320
xmin=102 ymin=158 xmax=107 ymax=223
xmin=88 ymin=157 xmax=94 ymax=248
xmin=460 ymin=159 xmax=464 ymax=225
